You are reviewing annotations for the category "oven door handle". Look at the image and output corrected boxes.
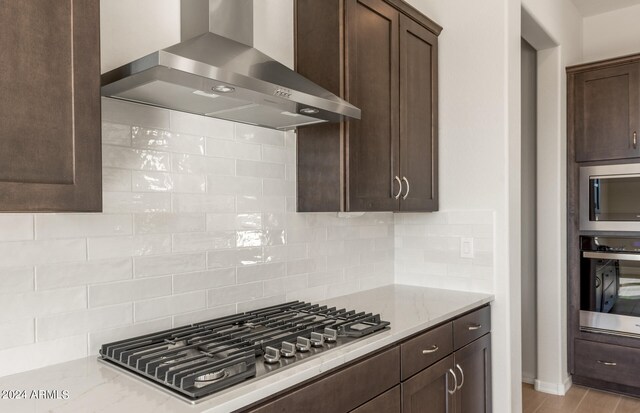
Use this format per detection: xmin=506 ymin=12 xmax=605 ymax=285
xmin=583 ymin=251 xmax=640 ymax=261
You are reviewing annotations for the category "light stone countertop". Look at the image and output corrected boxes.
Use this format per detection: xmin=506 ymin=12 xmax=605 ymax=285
xmin=0 ymin=284 xmax=494 ymax=413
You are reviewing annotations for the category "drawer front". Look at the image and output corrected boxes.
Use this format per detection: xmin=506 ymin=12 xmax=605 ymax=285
xmin=574 ymin=339 xmax=640 ymax=388
xmin=453 ymin=306 xmax=491 ymax=350
xmin=401 ymin=322 xmax=453 ymax=380
xmin=248 ymin=346 xmax=400 ymax=413
xmin=350 ymin=385 xmax=400 ymax=413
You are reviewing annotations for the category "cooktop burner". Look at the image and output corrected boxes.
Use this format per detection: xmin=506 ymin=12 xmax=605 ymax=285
xmin=99 ymin=301 xmax=390 ymax=404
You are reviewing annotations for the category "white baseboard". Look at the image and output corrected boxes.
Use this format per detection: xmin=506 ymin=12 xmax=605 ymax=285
xmin=522 ymin=375 xmax=536 ymax=385
xmin=534 ymin=376 xmax=572 ymax=395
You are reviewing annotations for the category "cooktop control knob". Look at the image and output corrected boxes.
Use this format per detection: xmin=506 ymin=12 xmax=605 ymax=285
xmin=296 ymin=336 xmax=311 ymax=352
xmin=280 ymin=341 xmax=296 ymax=358
xmin=323 ymin=327 xmax=338 ymax=343
xmin=264 ymin=346 xmax=281 ymax=364
xmin=310 ymin=332 xmax=325 ymax=347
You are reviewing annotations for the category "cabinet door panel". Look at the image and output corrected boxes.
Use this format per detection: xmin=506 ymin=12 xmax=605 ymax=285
xmin=574 ymin=63 xmax=640 ymax=162
xmin=399 ymin=15 xmax=438 ymax=211
xmin=346 ymin=0 xmax=400 ymax=211
xmin=402 ymin=355 xmax=453 ymax=413
xmin=0 ymin=0 xmax=102 ymax=211
xmin=454 ymin=334 xmax=491 ymax=413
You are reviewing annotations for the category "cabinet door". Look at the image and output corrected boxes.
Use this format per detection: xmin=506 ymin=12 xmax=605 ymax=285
xmin=350 ymin=385 xmax=401 ymax=413
xmin=0 ymin=0 xmax=102 ymax=212
xmin=399 ymin=15 xmax=438 ymax=212
xmin=453 ymin=334 xmax=491 ymax=413
xmin=402 ymin=355 xmax=454 ymax=413
xmin=574 ymin=62 xmax=640 ymax=162
xmin=345 ymin=0 xmax=400 ymax=211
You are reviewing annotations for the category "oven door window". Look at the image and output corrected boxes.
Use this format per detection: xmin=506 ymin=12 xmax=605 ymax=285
xmin=590 ymin=176 xmax=640 ymax=222
xmin=582 ymin=257 xmax=640 ymax=316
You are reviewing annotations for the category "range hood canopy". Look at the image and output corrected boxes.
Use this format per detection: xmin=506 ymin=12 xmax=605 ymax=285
xmin=101 ymin=0 xmax=361 ymax=130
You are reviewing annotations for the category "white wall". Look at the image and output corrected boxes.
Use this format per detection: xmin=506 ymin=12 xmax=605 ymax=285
xmin=520 ymin=0 xmax=582 ymax=395
xmin=583 ymin=4 xmax=640 ymax=62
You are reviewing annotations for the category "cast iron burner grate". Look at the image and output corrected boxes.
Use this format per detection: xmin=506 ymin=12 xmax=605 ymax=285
xmin=99 ymin=301 xmax=390 ymax=403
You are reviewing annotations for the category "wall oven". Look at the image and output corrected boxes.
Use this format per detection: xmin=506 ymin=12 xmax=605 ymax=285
xmin=580 ymin=163 xmax=640 ymax=232
xmin=580 ymin=236 xmax=640 ymax=338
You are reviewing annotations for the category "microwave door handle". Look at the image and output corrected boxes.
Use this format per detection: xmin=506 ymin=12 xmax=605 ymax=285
xmin=583 ymin=251 xmax=640 ymax=261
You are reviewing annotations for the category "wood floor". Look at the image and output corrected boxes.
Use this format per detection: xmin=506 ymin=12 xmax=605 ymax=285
xmin=523 ymin=383 xmax=640 ymax=413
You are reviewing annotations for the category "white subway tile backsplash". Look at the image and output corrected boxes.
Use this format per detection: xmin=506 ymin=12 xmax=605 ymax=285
xmin=35 ymin=214 xmax=132 ymax=239
xmin=131 ymin=171 xmax=173 ymax=192
xmin=0 ymin=215 xmax=33 ymax=242
xmin=37 ymin=304 xmax=133 ymax=341
xmin=173 ymin=153 xmax=234 ymax=176
xmin=87 ymin=234 xmax=171 ymax=260
xmin=103 ymin=146 xmax=171 ymax=171
xmin=0 ymin=287 xmax=87 ymax=323
xmin=132 ymin=127 xmax=205 ymax=155
xmin=236 ymin=160 xmax=285 ymax=179
xmin=0 ymin=267 xmax=34 ymax=293
xmin=235 ymin=124 xmax=284 ymax=146
xmin=236 ymin=263 xmax=285 ymax=283
xmin=103 ymin=192 xmax=171 ymax=213
xmin=0 ymin=98 xmax=395 ymax=377
xmin=89 ymin=277 xmax=172 ymax=308
xmin=103 ymin=168 xmax=132 ymax=192
xmin=206 ymin=137 xmax=262 ymax=160
xmin=173 ymin=268 xmax=236 ymax=293
xmin=134 ymin=292 xmax=206 ymax=322
xmin=134 ymin=213 xmax=205 ymax=235
xmin=102 ymin=123 xmax=132 ymax=147
xmin=207 ymin=176 xmax=262 ymax=196
xmin=172 ymin=194 xmax=235 ymax=214
xmin=0 ymin=239 xmax=85 ymax=268
xmin=134 ymin=253 xmax=206 ymax=278
xmin=37 ymin=258 xmax=132 ymax=290
xmin=208 ymin=282 xmax=263 ymax=307
xmin=172 ymin=231 xmax=236 ymax=252
xmin=0 ymin=320 xmax=34 ymax=351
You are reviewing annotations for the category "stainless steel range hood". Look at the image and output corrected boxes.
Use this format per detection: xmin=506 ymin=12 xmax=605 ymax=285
xmin=101 ymin=0 xmax=360 ymax=130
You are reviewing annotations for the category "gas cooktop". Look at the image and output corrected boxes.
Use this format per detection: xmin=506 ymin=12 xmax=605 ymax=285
xmin=99 ymin=300 xmax=390 ymax=404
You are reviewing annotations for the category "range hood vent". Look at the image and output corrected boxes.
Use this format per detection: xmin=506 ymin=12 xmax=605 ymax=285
xmin=101 ymin=0 xmax=360 ymax=130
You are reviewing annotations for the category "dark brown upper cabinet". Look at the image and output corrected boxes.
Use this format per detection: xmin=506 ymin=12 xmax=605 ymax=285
xmin=295 ymin=0 xmax=441 ymax=212
xmin=0 ymin=0 xmax=102 ymax=212
xmin=569 ymin=58 xmax=640 ymax=163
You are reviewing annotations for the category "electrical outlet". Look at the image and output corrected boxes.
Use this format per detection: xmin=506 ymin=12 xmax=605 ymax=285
xmin=460 ymin=237 xmax=475 ymax=259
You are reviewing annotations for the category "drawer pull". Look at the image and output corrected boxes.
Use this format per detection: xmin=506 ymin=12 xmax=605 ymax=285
xmin=468 ymin=324 xmax=482 ymax=331
xmin=447 ymin=369 xmax=458 ymax=395
xmin=597 ymin=360 xmax=617 ymax=367
xmin=422 ymin=345 xmax=439 ymax=354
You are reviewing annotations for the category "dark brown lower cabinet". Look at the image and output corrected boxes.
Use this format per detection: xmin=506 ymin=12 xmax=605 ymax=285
xmin=402 ymin=335 xmax=491 ymax=413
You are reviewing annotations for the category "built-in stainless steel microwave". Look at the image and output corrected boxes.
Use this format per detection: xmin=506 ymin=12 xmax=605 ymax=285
xmin=580 ymin=164 xmax=640 ymax=232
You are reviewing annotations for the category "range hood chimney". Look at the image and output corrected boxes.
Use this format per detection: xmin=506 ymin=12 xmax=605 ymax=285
xmin=101 ymin=0 xmax=361 ymax=130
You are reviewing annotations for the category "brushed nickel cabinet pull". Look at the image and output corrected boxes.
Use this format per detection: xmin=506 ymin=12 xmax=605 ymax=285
xmin=447 ymin=368 xmax=458 ymax=395
xmin=394 ymin=176 xmax=402 ymax=199
xmin=634 ymin=131 xmax=638 ymax=148
xmin=468 ymin=324 xmax=482 ymax=331
xmin=455 ymin=364 xmax=465 ymax=390
xmin=597 ymin=360 xmax=617 ymax=367
xmin=402 ymin=177 xmax=410 ymax=200
xmin=422 ymin=345 xmax=439 ymax=354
